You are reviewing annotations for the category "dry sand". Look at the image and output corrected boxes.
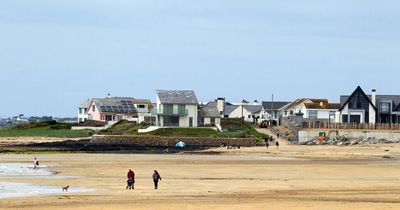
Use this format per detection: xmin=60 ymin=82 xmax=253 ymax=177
xmin=1 ymin=144 xmax=400 ymax=210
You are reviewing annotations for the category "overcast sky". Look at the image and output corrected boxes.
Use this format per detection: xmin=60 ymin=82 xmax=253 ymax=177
xmin=1 ymin=1 xmax=399 ymax=117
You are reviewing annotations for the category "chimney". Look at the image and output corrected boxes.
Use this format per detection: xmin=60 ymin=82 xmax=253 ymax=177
xmin=372 ymin=89 xmax=376 ymax=106
xmin=253 ymin=100 xmax=259 ymax=105
xmin=216 ymin=97 xmax=225 ymax=117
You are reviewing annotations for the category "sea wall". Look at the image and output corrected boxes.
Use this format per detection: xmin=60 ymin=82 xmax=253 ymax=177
xmin=91 ymin=135 xmax=257 ymax=147
xmin=298 ymin=129 xmax=400 ymax=144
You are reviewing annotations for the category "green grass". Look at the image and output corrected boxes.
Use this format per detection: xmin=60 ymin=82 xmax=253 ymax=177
xmin=0 ymin=121 xmax=92 ymax=138
xmin=97 ymin=119 xmax=267 ymax=139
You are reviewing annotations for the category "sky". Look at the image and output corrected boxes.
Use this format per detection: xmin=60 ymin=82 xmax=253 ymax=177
xmin=1 ymin=0 xmax=400 ymax=117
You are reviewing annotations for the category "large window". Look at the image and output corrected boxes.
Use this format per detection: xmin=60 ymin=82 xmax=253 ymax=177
xmin=308 ymin=110 xmax=318 ymax=119
xmin=379 ymin=102 xmax=391 ymax=114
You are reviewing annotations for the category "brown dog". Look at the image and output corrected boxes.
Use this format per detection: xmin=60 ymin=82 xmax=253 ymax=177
xmin=62 ymin=185 xmax=70 ymax=192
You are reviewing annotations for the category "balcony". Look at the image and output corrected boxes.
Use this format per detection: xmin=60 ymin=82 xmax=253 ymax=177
xmin=157 ymin=109 xmax=188 ymax=116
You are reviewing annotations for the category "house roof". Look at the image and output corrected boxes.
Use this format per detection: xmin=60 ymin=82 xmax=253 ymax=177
xmin=133 ymin=99 xmax=154 ymax=109
xmin=157 ymin=90 xmax=198 ymax=105
xmin=92 ymin=97 xmax=138 ymax=114
xmin=304 ymin=102 xmax=341 ymax=110
xmin=198 ymin=105 xmax=221 ymax=118
xmin=262 ymin=101 xmax=290 ymax=110
xmin=244 ymin=105 xmax=263 ymax=114
xmin=224 ymin=105 xmax=239 ymax=115
xmin=339 ymin=86 xmax=377 ymax=112
xmin=79 ymin=99 xmax=92 ymax=109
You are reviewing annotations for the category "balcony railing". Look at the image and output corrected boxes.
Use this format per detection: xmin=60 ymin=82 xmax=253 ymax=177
xmin=157 ymin=109 xmax=188 ymax=116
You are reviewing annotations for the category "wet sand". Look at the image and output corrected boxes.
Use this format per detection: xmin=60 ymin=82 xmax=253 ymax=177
xmin=1 ymin=144 xmax=400 ymax=210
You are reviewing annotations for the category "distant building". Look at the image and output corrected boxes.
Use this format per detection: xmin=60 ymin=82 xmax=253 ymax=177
xmin=339 ymin=86 xmax=400 ymax=124
xmin=260 ymin=101 xmax=290 ymax=123
xmin=282 ymin=98 xmax=340 ymax=123
xmin=80 ymin=95 xmax=154 ymax=125
xmin=198 ymin=104 xmax=221 ymax=127
xmin=207 ymin=98 xmax=262 ymax=123
xmin=156 ymin=90 xmax=199 ymax=127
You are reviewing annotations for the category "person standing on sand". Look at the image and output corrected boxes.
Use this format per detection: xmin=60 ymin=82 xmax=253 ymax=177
xmin=126 ymin=169 xmax=135 ymax=190
xmin=275 ymin=141 xmax=280 ymax=149
xmin=152 ymin=170 xmax=162 ymax=190
xmin=33 ymin=157 xmax=39 ymax=169
xmin=276 ymin=132 xmax=280 ymax=139
xmin=264 ymin=137 xmax=269 ymax=149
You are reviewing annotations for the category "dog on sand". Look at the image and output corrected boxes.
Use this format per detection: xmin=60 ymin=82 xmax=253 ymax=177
xmin=62 ymin=185 xmax=70 ymax=192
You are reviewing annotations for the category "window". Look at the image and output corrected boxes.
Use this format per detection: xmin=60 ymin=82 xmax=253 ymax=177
xmin=137 ymin=104 xmax=146 ymax=109
xmin=178 ymin=104 xmax=186 ymax=114
xmin=308 ymin=110 xmax=318 ymax=119
xmin=379 ymin=102 xmax=391 ymax=114
xmin=248 ymin=115 xmax=251 ymax=118
xmin=92 ymin=105 xmax=96 ymax=112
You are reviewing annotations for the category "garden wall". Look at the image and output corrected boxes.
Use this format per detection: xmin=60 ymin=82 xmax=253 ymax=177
xmin=91 ymin=135 xmax=257 ymax=147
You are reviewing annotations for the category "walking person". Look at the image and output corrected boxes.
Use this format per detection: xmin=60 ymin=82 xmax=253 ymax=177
xmin=33 ymin=157 xmax=39 ymax=170
xmin=264 ymin=137 xmax=269 ymax=149
xmin=152 ymin=170 xmax=162 ymax=190
xmin=275 ymin=140 xmax=280 ymax=149
xmin=276 ymin=132 xmax=280 ymax=139
xmin=126 ymin=169 xmax=135 ymax=190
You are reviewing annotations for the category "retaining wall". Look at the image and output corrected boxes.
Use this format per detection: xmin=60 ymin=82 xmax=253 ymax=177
xmin=298 ymin=129 xmax=400 ymax=143
xmin=91 ymin=135 xmax=257 ymax=147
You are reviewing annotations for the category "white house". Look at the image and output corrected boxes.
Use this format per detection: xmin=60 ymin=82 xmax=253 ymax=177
xmin=282 ymin=98 xmax=340 ymax=122
xmin=78 ymin=99 xmax=91 ymax=123
xmin=156 ymin=90 xmax=199 ymax=127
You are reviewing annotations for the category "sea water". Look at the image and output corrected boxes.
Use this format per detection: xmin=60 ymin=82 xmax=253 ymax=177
xmin=0 ymin=182 xmax=92 ymax=199
xmin=0 ymin=163 xmax=93 ymax=199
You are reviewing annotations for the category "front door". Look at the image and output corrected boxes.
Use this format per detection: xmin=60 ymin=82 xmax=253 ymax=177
xmin=189 ymin=117 xmax=193 ymax=127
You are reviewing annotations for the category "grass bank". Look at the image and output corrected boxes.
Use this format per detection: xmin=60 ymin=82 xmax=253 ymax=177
xmin=0 ymin=121 xmax=92 ymax=138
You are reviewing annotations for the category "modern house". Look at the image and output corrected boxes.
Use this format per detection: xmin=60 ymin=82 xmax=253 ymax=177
xmin=78 ymin=99 xmax=91 ymax=123
xmin=260 ymin=101 xmax=290 ymax=123
xmin=156 ymin=90 xmax=199 ymax=127
xmin=198 ymin=105 xmax=221 ymax=127
xmin=339 ymin=86 xmax=400 ymax=124
xmin=282 ymin=98 xmax=340 ymax=122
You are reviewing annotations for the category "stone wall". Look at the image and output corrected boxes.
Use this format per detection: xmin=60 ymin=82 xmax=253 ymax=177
xmin=298 ymin=129 xmax=400 ymax=144
xmin=91 ymin=135 xmax=257 ymax=147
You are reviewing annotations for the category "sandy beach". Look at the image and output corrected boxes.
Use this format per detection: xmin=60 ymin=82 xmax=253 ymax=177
xmin=1 ymin=144 xmax=400 ymax=210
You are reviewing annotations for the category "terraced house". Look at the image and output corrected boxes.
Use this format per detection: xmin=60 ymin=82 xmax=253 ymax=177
xmin=156 ymin=90 xmax=198 ymax=127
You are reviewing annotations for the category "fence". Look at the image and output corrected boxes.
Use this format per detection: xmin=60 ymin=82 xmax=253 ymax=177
xmin=302 ymin=122 xmax=400 ymax=131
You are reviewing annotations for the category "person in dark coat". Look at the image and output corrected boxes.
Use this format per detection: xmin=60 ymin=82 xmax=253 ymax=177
xmin=126 ymin=169 xmax=135 ymax=190
xmin=152 ymin=170 xmax=162 ymax=190
xmin=275 ymin=141 xmax=280 ymax=149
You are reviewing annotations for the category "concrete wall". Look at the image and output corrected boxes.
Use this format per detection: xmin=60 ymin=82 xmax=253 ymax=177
xmin=91 ymin=135 xmax=257 ymax=147
xmin=298 ymin=129 xmax=400 ymax=143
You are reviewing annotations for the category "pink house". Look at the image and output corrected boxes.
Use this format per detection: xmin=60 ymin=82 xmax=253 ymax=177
xmin=87 ymin=97 xmax=138 ymax=123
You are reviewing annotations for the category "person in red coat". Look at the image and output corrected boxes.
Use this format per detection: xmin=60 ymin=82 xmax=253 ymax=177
xmin=126 ymin=169 xmax=135 ymax=190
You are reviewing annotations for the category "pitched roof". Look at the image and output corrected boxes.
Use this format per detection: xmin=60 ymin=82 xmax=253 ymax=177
xmin=243 ymin=105 xmax=263 ymax=114
xmin=224 ymin=105 xmax=239 ymax=115
xmin=262 ymin=101 xmax=290 ymax=110
xmin=198 ymin=105 xmax=221 ymax=118
xmin=304 ymin=102 xmax=341 ymax=109
xmin=339 ymin=86 xmax=377 ymax=111
xmin=79 ymin=99 xmax=92 ymax=109
xmin=157 ymin=90 xmax=198 ymax=104
xmin=92 ymin=97 xmax=138 ymax=114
